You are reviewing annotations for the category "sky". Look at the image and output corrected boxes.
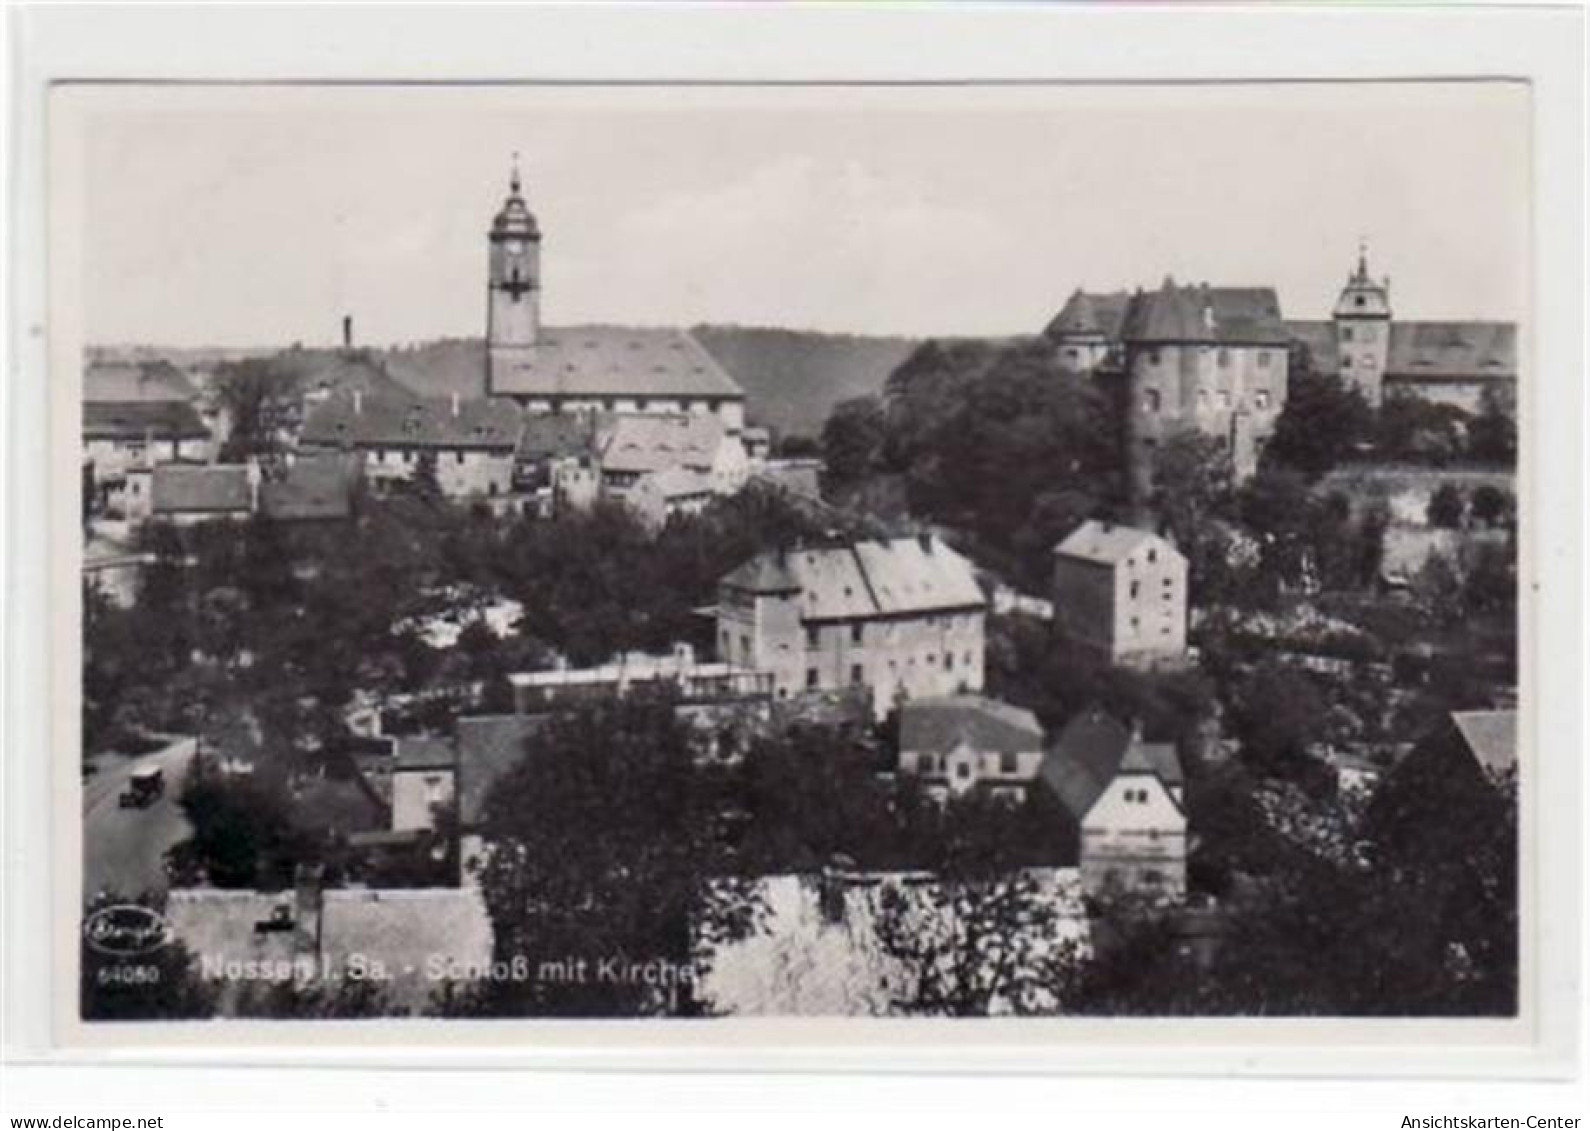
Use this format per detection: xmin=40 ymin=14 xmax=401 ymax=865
xmin=65 ymin=82 xmax=1530 ymax=348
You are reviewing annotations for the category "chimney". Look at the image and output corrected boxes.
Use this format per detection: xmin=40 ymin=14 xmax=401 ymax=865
xmin=352 ymin=389 xmax=364 ymax=415
xmin=292 ymin=863 xmax=324 ymax=958
xmin=342 ymin=315 xmax=353 ymax=351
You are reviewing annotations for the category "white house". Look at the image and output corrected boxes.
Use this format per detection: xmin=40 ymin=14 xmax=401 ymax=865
xmin=1052 ymin=520 xmax=1188 ymax=668
xmin=898 ymin=695 xmax=1046 ymax=803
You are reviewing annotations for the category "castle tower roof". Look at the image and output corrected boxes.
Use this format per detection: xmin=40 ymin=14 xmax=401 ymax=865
xmin=490 ymin=156 xmax=541 ymax=241
xmin=1333 ymin=240 xmax=1391 ymax=319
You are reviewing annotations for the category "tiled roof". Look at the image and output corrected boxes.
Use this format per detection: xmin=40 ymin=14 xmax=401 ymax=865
xmin=1120 ymin=280 xmax=1290 ymax=346
xmin=260 ymin=454 xmax=360 ymax=522
xmin=300 ymin=392 xmax=523 ymax=451
xmin=83 ymin=360 xmax=197 ymax=404
xmin=83 ymin=400 xmax=210 ymax=442
xmin=1045 ymin=290 xmax=1133 ymax=341
xmin=1038 ymin=707 xmax=1183 ymax=820
xmin=489 ymin=326 xmax=744 ymax=401
xmin=722 ymin=536 xmax=985 ymax=621
xmin=597 ymin=412 xmax=729 ymax=476
xmin=151 ymin=464 xmax=253 ymax=514
xmin=1054 ymin=520 xmax=1168 ymax=567
xmin=456 ymin=714 xmax=548 ymax=827
xmin=1386 ymin=321 xmax=1516 ymax=383
xmin=899 ymin=695 xmax=1044 ymax=758
xmin=281 ymin=350 xmax=416 ymax=402
xmin=1450 ymin=710 xmax=1516 ymax=777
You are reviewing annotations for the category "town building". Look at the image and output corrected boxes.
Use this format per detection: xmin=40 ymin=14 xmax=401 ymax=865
xmin=390 ymin=736 xmax=459 ymax=833
xmin=716 ymin=534 xmax=987 ymax=720
xmin=1371 ymin=709 xmax=1516 ymax=862
xmin=1286 ymin=247 xmax=1518 ymax=412
xmin=481 ymin=165 xmax=747 ymax=431
xmin=1039 ymin=708 xmax=1187 ymax=901
xmin=83 ymin=360 xmax=212 ymax=495
xmin=259 ymin=453 xmax=363 ymax=523
xmin=897 ymin=694 xmax=1046 ymax=803
xmin=508 ymin=644 xmax=773 ymax=714
xmin=595 ymin=411 xmax=749 ymax=494
xmin=299 ymin=390 xmax=523 ymax=499
xmin=627 ymin=467 xmax=718 ymax=530
xmin=1051 ymin=520 xmax=1188 ymax=668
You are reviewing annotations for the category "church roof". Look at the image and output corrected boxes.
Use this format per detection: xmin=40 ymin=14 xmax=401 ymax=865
xmin=1044 ymin=290 xmax=1133 ymax=341
xmin=1120 ymin=280 xmax=1290 ymax=346
xmin=488 ymin=326 xmax=744 ymax=402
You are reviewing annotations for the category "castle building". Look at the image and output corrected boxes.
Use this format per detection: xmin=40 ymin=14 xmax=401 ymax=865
xmin=715 ymin=535 xmax=987 ymax=721
xmin=481 ymin=164 xmax=747 ymax=431
xmin=1051 ymin=519 xmax=1188 ymax=669
xmin=1285 ymin=246 xmax=1517 ymax=413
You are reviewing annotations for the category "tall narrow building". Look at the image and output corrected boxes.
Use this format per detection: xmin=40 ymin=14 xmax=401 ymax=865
xmin=486 ymin=160 xmax=542 ymax=393
xmin=1331 ymin=243 xmax=1393 ymax=407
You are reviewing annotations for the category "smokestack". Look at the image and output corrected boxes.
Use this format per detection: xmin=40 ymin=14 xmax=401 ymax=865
xmin=342 ymin=315 xmax=353 ymax=351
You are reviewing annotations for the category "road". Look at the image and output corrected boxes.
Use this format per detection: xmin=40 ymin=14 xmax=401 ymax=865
xmin=82 ymin=737 xmax=198 ymax=902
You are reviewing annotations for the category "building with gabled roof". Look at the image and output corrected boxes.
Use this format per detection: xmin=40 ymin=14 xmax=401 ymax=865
xmin=1045 ymin=289 xmax=1133 ymax=375
xmin=1052 ymin=520 xmax=1187 ymax=668
xmin=1286 ymin=247 xmax=1518 ymax=412
xmin=898 ymin=694 xmax=1046 ymax=802
xmin=479 ymin=165 xmax=746 ymax=431
xmin=299 ymin=390 xmax=522 ymax=499
xmin=1039 ymin=707 xmax=1187 ymax=900
xmin=595 ymin=411 xmax=749 ymax=491
xmin=260 ymin=453 xmax=362 ymax=522
xmin=717 ymin=534 xmax=987 ymax=720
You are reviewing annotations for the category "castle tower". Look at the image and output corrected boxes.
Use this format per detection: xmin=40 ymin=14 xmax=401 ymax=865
xmin=486 ymin=157 xmax=542 ymax=395
xmin=1332 ymin=242 xmax=1392 ymax=407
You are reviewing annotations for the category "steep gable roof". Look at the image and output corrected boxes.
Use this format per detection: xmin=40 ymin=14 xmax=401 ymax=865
xmin=489 ymin=326 xmax=744 ymax=401
xmin=900 ymin=695 xmax=1044 ymax=758
xmin=1120 ymin=281 xmax=1290 ymax=347
xmin=720 ymin=537 xmax=985 ymax=620
xmin=1038 ymin=708 xmax=1184 ymax=820
xmin=1045 ymin=290 xmax=1133 ymax=341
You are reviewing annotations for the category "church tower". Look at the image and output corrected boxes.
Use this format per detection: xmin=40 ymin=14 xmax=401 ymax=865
xmin=486 ymin=158 xmax=541 ymax=395
xmin=1332 ymin=242 xmax=1392 ymax=407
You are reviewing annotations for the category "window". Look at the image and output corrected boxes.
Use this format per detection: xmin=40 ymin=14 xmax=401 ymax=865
xmin=456 ymin=451 xmax=466 ymax=464
xmin=1142 ymin=389 xmax=1161 ymax=413
xmin=1354 ymin=295 xmax=1366 ymax=308
xmin=1130 ymin=581 xmax=1140 ymax=599
xmin=806 ymin=625 xmax=819 ymax=648
xmin=956 ymin=763 xmax=971 ymax=780
xmin=1000 ymin=751 xmax=1018 ymax=774
xmin=806 ymin=668 xmax=819 ymax=690
xmin=851 ymin=663 xmax=864 ymax=685
xmin=1064 ymin=348 xmax=1078 ymax=361
xmin=851 ymin=623 xmax=863 ymax=645
xmin=1255 ymin=390 xmax=1272 ymax=410
xmin=635 ymin=398 xmax=649 ymax=411
xmin=1147 ymin=548 xmax=1158 ymax=563
xmin=1148 ymin=348 xmax=1162 ymax=365
xmin=944 ymin=653 xmax=954 ymax=672
xmin=741 ymin=634 xmax=750 ymax=657
xmin=1217 ymin=348 xmax=1230 ymax=367
xmin=1258 ymin=350 xmax=1272 ymax=368
xmin=1341 ymin=326 xmax=1354 ymax=342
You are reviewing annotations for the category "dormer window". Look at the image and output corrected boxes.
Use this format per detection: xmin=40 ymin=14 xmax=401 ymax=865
xmin=1257 ymin=351 xmax=1272 ymax=369
xmin=1354 ymin=295 xmax=1366 ymax=308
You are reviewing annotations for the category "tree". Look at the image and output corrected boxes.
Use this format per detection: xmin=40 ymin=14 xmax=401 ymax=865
xmin=1376 ymin=397 xmax=1470 ymax=466
xmin=1427 ymin=482 xmax=1466 ymax=529
xmin=1226 ymin=658 xmax=1329 ymax=777
xmin=469 ymin=702 xmax=749 ymax=1016
xmin=214 ymin=358 xmax=297 ymax=465
xmin=1469 ymin=484 xmax=1514 ymax=529
xmin=1467 ymin=386 xmax=1517 ymax=466
xmin=1265 ymin=359 xmax=1372 ymax=477
xmin=820 ymin=396 xmax=886 ymax=490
